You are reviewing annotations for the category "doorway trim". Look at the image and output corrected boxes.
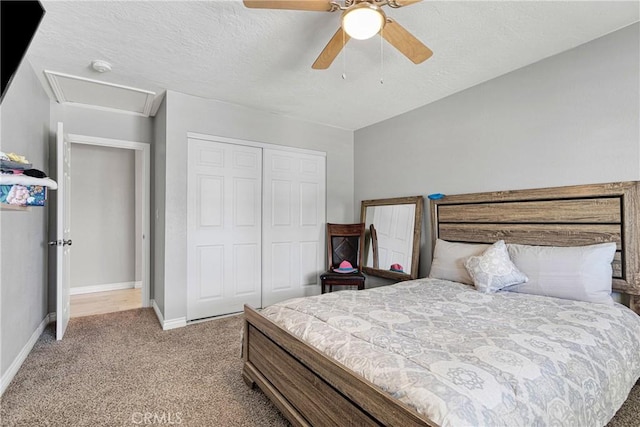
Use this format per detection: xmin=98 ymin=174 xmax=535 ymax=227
xmin=67 ymin=133 xmax=151 ymax=308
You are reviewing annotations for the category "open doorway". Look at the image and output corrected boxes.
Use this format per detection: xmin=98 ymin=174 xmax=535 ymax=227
xmin=65 ymin=134 xmax=150 ymax=318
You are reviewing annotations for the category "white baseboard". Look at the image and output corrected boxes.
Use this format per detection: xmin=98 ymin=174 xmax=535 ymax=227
xmin=70 ymin=281 xmax=137 ymax=295
xmin=1 ymin=314 xmax=50 ymax=396
xmin=151 ymin=299 xmax=164 ymax=325
xmin=134 ymin=281 xmax=142 ymax=289
xmin=2 ymin=298 xmax=183 ymax=397
xmin=162 ymin=317 xmax=187 ymax=330
xmin=151 ymin=299 xmax=186 ymax=331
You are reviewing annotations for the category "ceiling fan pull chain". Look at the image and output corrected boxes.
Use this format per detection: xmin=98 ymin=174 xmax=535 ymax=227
xmin=380 ymin=27 xmax=384 ymax=84
xmin=342 ymin=29 xmax=347 ymax=80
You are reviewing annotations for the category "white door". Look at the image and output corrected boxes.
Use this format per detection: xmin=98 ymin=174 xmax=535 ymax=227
xmin=372 ymin=204 xmax=414 ymax=271
xmin=187 ymin=139 xmax=262 ymax=320
xmin=262 ymin=149 xmax=326 ymax=307
xmin=55 ymin=122 xmax=71 ymax=340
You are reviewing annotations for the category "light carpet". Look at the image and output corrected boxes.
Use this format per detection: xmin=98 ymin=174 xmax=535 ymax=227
xmin=1 ymin=309 xmax=287 ymax=426
xmin=1 ymin=308 xmax=638 ymax=426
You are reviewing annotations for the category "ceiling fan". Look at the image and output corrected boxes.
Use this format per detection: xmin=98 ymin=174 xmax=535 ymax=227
xmin=243 ymin=0 xmax=433 ymax=69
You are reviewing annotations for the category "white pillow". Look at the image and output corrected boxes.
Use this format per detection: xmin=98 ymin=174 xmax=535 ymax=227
xmin=429 ymin=239 xmax=490 ymax=284
xmin=464 ymin=240 xmax=528 ymax=293
xmin=506 ymin=242 xmax=616 ymax=305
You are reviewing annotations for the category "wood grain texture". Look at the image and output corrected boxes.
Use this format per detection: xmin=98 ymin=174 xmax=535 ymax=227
xmin=438 ymin=223 xmax=621 ymax=249
xmin=394 ymin=0 xmax=423 ymax=6
xmin=248 ymin=326 xmax=379 ymax=426
xmin=312 ymin=27 xmax=350 ymax=69
xmin=381 ymin=19 xmax=432 ymax=64
xmin=243 ymin=305 xmax=436 ymax=427
xmin=614 ymin=278 xmax=640 ymax=295
xmin=630 ymin=295 xmax=640 ymax=315
xmin=360 ymin=195 xmax=423 ymax=280
xmin=622 ymin=182 xmax=640 ymax=295
xmin=243 ymin=0 xmax=333 ymax=11
xmin=438 ymin=198 xmax=621 ymax=224
xmin=613 ymin=252 xmax=622 ymax=278
xmin=431 ymin=181 xmax=640 ymax=299
xmin=432 ymin=181 xmax=637 ymax=204
xmin=243 ymin=363 xmax=310 ymax=427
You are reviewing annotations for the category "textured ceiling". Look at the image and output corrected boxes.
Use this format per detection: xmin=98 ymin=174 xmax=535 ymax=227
xmin=27 ymin=1 xmax=639 ymax=130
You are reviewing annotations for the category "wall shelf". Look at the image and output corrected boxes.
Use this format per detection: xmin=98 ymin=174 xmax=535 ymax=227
xmin=1 ymin=203 xmax=31 ymax=211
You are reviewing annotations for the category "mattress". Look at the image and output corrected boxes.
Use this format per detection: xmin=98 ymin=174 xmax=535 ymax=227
xmin=260 ymin=278 xmax=640 ymax=427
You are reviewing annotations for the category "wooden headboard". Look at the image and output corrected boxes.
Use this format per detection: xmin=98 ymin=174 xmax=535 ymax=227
xmin=430 ymin=181 xmax=640 ymax=314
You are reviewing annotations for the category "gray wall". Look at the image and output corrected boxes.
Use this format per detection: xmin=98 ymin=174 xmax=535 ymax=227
xmin=159 ymin=90 xmax=354 ymax=320
xmin=354 ymin=23 xmax=640 ymax=278
xmin=153 ymin=97 xmax=167 ymax=314
xmin=70 ymin=144 xmax=135 ymax=288
xmin=0 ymin=60 xmax=51 ymax=376
xmin=135 ymin=151 xmax=143 ymax=282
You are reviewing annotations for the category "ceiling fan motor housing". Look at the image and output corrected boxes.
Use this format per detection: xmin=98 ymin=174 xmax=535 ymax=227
xmin=341 ymin=2 xmax=387 ymax=40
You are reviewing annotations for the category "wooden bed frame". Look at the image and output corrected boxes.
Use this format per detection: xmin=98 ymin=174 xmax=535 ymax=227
xmin=430 ymin=181 xmax=640 ymax=314
xmin=243 ymin=181 xmax=640 ymax=427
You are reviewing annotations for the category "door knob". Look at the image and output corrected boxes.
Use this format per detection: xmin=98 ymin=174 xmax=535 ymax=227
xmin=63 ymin=239 xmax=73 ymax=246
xmin=48 ymin=240 xmax=61 ymax=246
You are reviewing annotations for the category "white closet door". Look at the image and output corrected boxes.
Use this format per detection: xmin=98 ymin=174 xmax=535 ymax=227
xmin=372 ymin=204 xmax=414 ymax=271
xmin=262 ymin=149 xmax=326 ymax=307
xmin=187 ymin=139 xmax=262 ymax=320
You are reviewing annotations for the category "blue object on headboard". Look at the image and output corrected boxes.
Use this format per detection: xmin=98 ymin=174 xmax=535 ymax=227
xmin=428 ymin=193 xmax=445 ymax=200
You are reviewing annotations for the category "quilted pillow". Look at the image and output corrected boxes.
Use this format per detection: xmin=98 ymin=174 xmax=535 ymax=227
xmin=464 ymin=240 xmax=528 ymax=293
xmin=506 ymin=242 xmax=616 ymax=305
xmin=429 ymin=239 xmax=490 ymax=284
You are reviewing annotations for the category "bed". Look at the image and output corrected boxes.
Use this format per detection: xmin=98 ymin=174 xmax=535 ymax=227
xmin=242 ymin=181 xmax=640 ymax=426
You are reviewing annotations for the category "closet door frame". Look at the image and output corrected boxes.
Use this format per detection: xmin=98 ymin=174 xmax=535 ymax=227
xmin=187 ymin=132 xmax=327 ymax=317
xmin=187 ymin=133 xmax=327 ymax=159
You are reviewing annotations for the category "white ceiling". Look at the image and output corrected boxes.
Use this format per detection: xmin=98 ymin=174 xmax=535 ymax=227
xmin=26 ymin=1 xmax=639 ymax=130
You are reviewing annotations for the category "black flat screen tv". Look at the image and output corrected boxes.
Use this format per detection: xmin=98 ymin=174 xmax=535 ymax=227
xmin=1 ymin=0 xmax=45 ymax=103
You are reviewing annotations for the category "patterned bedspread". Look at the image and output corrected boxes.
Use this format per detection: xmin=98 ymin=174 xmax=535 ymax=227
xmin=260 ymin=278 xmax=640 ymax=427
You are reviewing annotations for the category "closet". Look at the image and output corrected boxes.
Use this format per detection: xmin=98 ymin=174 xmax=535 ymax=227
xmin=187 ymin=136 xmax=326 ymax=320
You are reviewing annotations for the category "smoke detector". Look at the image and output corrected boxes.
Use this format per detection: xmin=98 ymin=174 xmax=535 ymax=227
xmin=91 ymin=60 xmax=112 ymax=73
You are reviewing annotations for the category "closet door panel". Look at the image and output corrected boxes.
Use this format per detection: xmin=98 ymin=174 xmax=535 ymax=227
xmin=262 ymin=149 xmax=326 ymax=307
xmin=271 ymin=242 xmax=293 ymax=291
xmin=234 ymin=243 xmax=259 ymax=295
xmin=187 ymin=139 xmax=262 ymax=320
xmin=196 ymin=245 xmax=224 ymax=298
xmin=197 ymin=176 xmax=223 ymax=227
xmin=300 ymin=241 xmax=319 ymax=286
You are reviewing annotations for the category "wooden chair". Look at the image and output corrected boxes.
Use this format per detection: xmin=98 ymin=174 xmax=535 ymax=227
xmin=320 ymin=223 xmax=366 ymax=293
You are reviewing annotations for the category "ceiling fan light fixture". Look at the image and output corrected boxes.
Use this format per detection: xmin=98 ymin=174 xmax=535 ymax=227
xmin=342 ymin=3 xmax=386 ymax=40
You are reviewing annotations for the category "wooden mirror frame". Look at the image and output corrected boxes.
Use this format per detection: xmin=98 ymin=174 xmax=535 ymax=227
xmin=360 ymin=196 xmax=423 ymax=281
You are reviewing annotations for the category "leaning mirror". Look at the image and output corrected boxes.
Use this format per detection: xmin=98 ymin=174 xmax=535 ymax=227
xmin=360 ymin=196 xmax=423 ymax=281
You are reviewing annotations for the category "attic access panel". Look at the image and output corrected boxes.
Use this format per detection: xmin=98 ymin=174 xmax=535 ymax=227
xmin=44 ymin=70 xmax=156 ymax=117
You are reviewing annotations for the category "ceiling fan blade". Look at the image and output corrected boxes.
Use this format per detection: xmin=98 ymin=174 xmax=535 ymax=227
xmin=381 ymin=19 xmax=433 ymax=64
xmin=392 ymin=0 xmax=423 ymax=6
xmin=312 ymin=27 xmax=350 ymax=69
xmin=243 ymin=0 xmax=334 ymax=11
